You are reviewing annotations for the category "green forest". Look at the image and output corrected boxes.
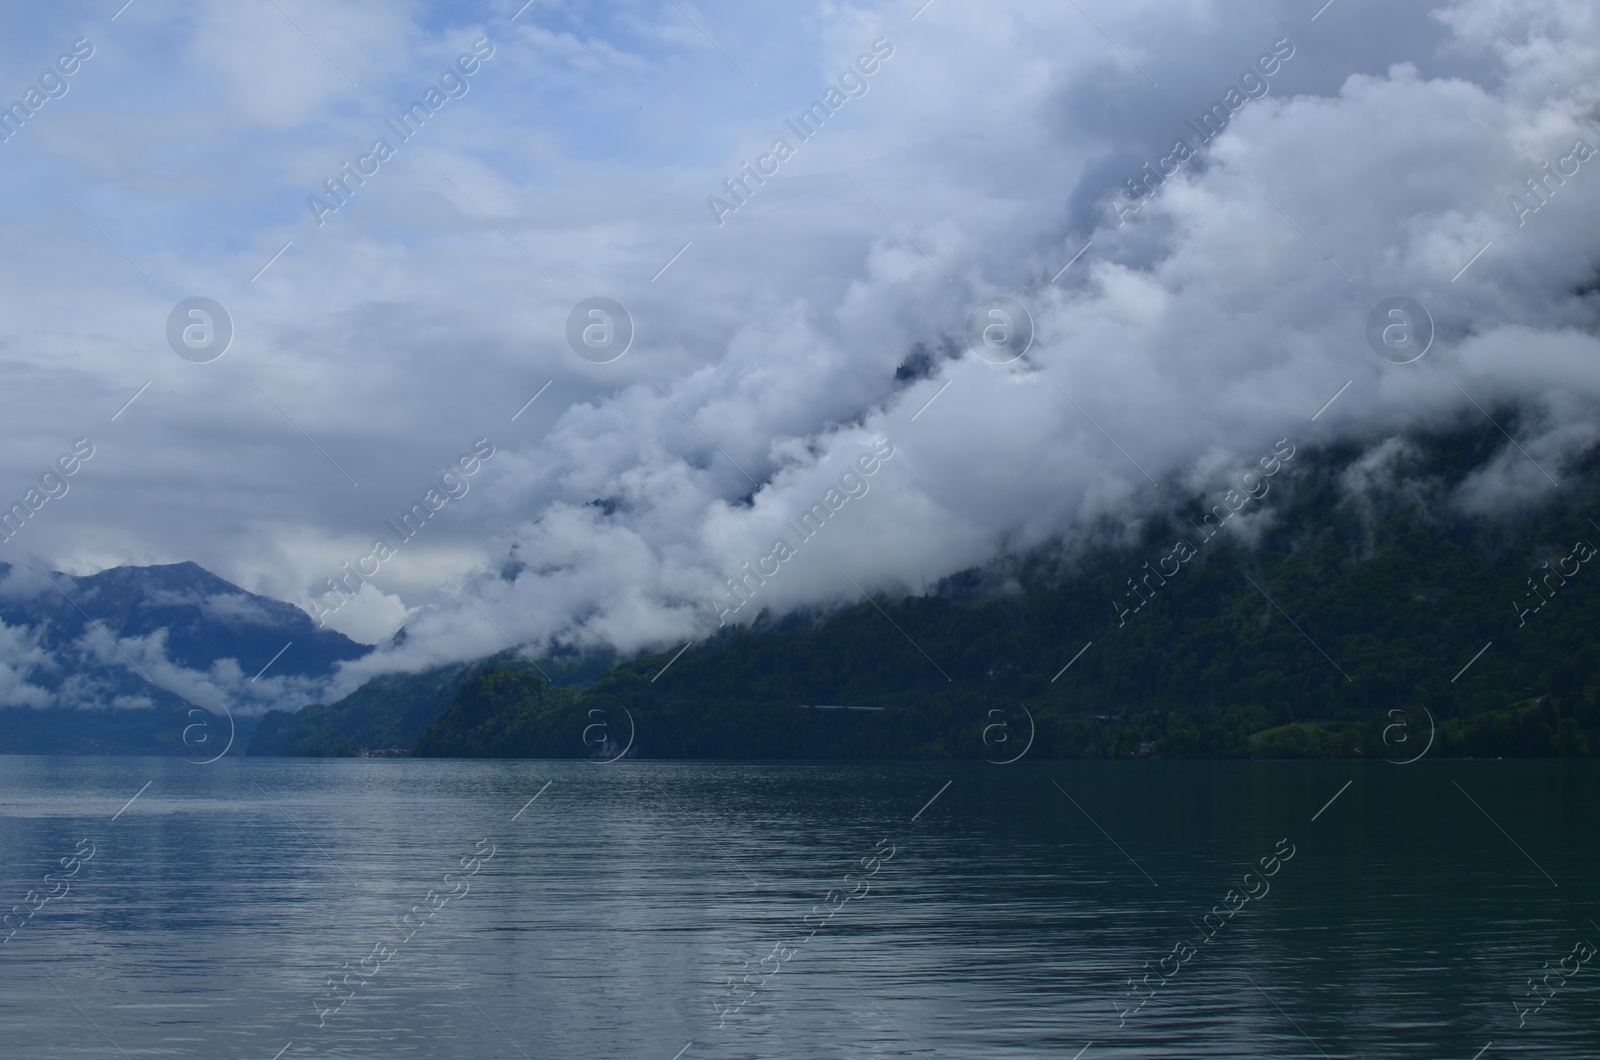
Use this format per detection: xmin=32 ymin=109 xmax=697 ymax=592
xmin=251 ymin=421 xmax=1600 ymax=761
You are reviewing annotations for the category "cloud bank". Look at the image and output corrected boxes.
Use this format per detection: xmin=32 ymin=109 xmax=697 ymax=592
xmin=0 ymin=0 xmax=1595 ymax=705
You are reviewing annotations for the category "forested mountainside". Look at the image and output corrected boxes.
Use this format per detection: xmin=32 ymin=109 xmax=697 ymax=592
xmin=258 ymin=422 xmax=1600 ymax=760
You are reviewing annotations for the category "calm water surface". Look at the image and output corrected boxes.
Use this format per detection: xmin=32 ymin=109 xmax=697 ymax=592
xmin=0 ymin=756 xmax=1595 ymax=1058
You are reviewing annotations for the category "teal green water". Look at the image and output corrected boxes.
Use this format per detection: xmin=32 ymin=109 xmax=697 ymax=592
xmin=0 ymin=756 xmax=1595 ymax=1058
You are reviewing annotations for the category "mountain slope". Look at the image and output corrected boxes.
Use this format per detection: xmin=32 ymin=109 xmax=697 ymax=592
xmin=246 ymin=664 xmax=474 ymax=757
xmin=248 ymin=650 xmax=619 ymax=756
xmin=278 ymin=422 xmax=1600 ymax=760
xmin=0 ymin=561 xmax=369 ymax=754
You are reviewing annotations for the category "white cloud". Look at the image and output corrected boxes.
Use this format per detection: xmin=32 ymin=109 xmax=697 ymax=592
xmin=0 ymin=0 xmax=1595 ymax=704
xmin=0 ymin=618 xmax=53 ymax=708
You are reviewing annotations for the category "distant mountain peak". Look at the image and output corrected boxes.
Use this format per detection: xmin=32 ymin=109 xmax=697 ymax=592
xmin=0 ymin=559 xmax=371 ymax=755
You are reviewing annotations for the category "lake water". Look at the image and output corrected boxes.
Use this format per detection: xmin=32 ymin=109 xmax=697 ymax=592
xmin=0 ymin=756 xmax=1596 ymax=1058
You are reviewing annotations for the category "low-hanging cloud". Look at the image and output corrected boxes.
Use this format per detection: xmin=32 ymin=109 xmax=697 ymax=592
xmin=0 ymin=0 xmax=1596 ymax=709
xmin=317 ymin=0 xmax=1600 ymax=699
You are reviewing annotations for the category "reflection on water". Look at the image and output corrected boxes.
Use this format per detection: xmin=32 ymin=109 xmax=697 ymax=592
xmin=0 ymin=756 xmax=1595 ymax=1058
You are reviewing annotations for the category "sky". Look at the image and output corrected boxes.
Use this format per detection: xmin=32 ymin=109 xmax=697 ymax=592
xmin=0 ymin=0 xmax=1597 ymax=709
